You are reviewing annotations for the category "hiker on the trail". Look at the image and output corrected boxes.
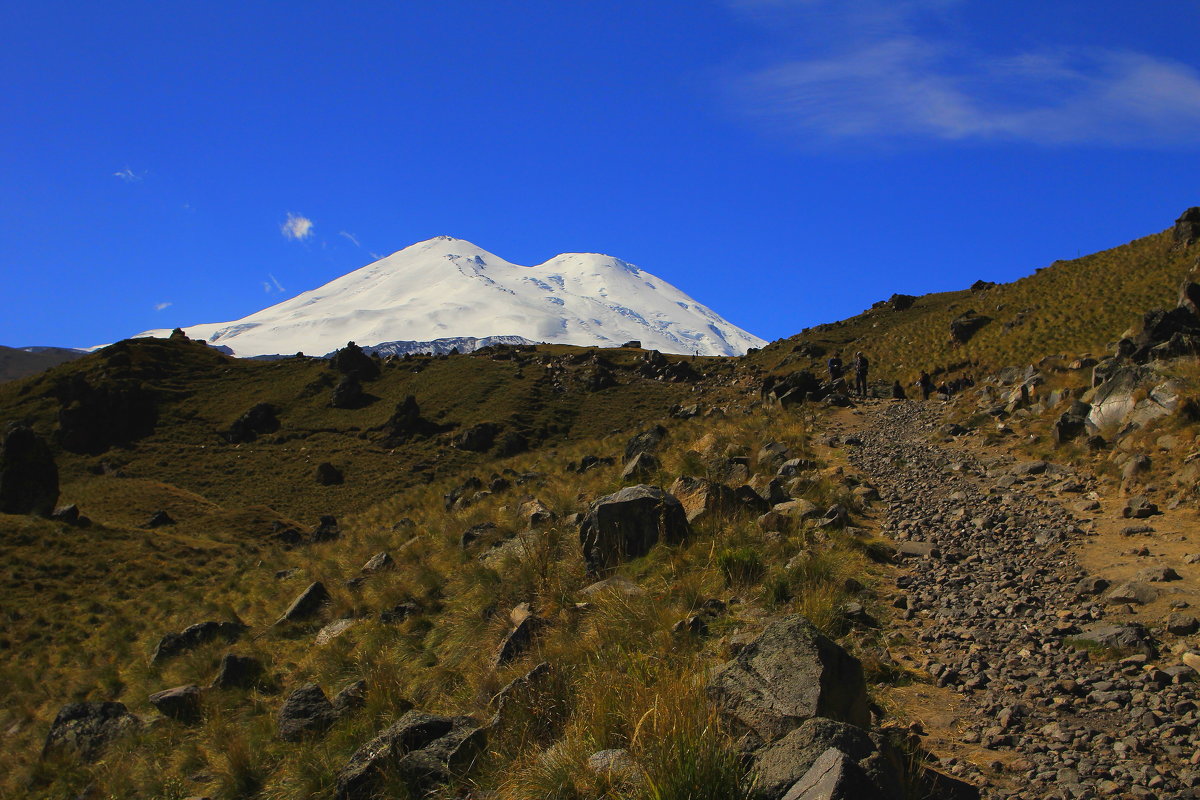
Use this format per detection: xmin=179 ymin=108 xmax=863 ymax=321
xmin=917 ymin=371 xmax=934 ymax=401
xmin=891 ymin=380 xmax=906 ymax=400
xmin=852 ymin=351 xmax=869 ymax=398
xmin=827 ymin=353 xmax=844 ymax=383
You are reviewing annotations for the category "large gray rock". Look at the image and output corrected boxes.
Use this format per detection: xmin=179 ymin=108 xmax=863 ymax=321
xmin=0 ymin=423 xmax=58 ymax=516
xmin=752 ymin=718 xmax=877 ymax=800
xmin=1087 ymin=367 xmax=1145 ymax=431
xmin=707 ymin=615 xmax=870 ymax=747
xmin=278 ymin=683 xmax=336 ymax=741
xmin=781 ymin=747 xmax=885 ymax=800
xmin=334 ymin=711 xmax=484 ymax=800
xmin=41 ymin=702 xmax=141 ymax=762
xmin=578 ymin=485 xmax=690 ymax=575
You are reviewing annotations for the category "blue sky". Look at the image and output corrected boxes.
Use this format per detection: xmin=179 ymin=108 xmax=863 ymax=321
xmin=3 ymin=0 xmax=1198 ymax=348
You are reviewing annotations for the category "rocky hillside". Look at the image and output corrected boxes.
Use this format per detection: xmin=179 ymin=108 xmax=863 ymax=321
xmin=2 ymin=209 xmax=1200 ymax=800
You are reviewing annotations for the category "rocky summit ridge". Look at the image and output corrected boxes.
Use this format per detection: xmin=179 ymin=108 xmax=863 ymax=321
xmin=136 ymin=236 xmax=767 ymax=358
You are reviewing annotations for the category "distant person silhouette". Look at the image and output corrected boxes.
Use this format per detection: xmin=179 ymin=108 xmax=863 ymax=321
xmin=852 ymin=351 xmax=869 ymax=398
xmin=891 ymin=380 xmax=907 ymax=400
xmin=917 ymin=371 xmax=934 ymax=401
xmin=827 ymin=353 xmax=844 ymax=383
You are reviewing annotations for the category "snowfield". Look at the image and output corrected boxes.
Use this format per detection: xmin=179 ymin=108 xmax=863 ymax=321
xmin=136 ymin=237 xmax=766 ymax=357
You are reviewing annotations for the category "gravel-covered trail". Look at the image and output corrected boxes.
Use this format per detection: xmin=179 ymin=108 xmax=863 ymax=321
xmin=848 ymin=401 xmax=1200 ymax=800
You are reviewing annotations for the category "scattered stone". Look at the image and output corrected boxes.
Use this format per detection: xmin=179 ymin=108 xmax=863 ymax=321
xmin=780 ymin=746 xmax=883 ymax=800
xmin=315 ymin=462 xmax=344 ymax=486
xmin=1106 ymin=581 xmax=1159 ymax=605
xmin=148 ymin=685 xmax=203 ymax=724
xmin=151 ymin=621 xmax=248 ymax=665
xmin=586 ymin=749 xmax=640 ymax=784
xmin=278 ymin=581 xmax=331 ymax=623
xmin=361 ymin=551 xmax=393 ymax=574
xmin=1123 ymin=496 xmax=1160 ymax=518
xmin=625 ymin=424 xmax=668 ymax=461
xmin=333 ymin=711 xmax=484 ymax=800
xmin=579 ymin=575 xmax=644 ymax=597
xmin=1167 ymin=614 xmax=1200 ymax=636
xmin=1134 ymin=565 xmax=1181 ymax=582
xmin=146 ymin=509 xmax=175 ymax=528
xmin=209 ymin=654 xmax=264 ymax=690
xmin=620 ymin=451 xmax=660 ymax=481
xmin=314 ymin=618 xmax=358 ymax=646
xmin=752 ymin=717 xmax=877 ymax=800
xmin=41 ymin=702 xmax=140 ymax=762
xmin=278 ymin=683 xmax=336 ymax=741
xmin=332 ymin=679 xmax=368 ymax=717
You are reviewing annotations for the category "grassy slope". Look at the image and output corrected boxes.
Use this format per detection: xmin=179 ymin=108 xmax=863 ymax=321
xmin=1 ymin=221 xmax=1197 ymax=798
xmin=751 ymin=229 xmax=1197 ymax=384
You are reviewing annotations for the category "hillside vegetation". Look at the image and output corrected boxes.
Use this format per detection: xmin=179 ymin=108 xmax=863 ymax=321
xmin=1 ymin=211 xmax=1197 ymax=799
xmin=753 ymin=226 xmax=1198 ymax=385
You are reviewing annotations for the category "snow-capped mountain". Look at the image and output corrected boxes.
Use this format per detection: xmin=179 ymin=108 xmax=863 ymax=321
xmin=137 ymin=237 xmax=766 ymax=357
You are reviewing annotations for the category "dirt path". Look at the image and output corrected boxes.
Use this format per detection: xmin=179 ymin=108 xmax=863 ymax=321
xmin=842 ymin=400 xmax=1200 ymax=800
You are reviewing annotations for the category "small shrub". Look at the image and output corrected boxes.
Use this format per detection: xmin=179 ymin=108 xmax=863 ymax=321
xmin=715 ymin=547 xmax=765 ymax=587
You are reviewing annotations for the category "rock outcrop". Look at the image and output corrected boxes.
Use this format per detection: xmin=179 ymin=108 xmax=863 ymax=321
xmin=578 ymin=485 xmax=691 ymax=574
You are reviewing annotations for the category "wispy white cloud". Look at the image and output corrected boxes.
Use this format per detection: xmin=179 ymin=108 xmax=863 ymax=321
xmin=729 ymin=0 xmax=1200 ymax=146
xmin=262 ymin=273 xmax=286 ymax=293
xmin=339 ymin=230 xmax=361 ymax=248
xmin=114 ymin=166 xmax=145 ymax=182
xmin=280 ymin=212 xmax=314 ymax=241
xmin=154 ymin=301 xmax=172 ymax=311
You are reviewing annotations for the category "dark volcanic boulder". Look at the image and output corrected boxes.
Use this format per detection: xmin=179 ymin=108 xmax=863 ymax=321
xmin=578 ymin=485 xmax=691 ymax=575
xmin=752 ymin=718 xmax=879 ymax=800
xmin=949 ymin=312 xmax=991 ymax=344
xmin=624 ymin=425 xmax=668 ymax=461
xmin=329 ymin=341 xmax=380 ymax=380
xmin=315 ymin=462 xmax=345 ymax=486
xmin=278 ymin=683 xmax=336 ymax=741
xmin=148 ymin=685 xmax=203 ymax=723
xmin=1135 ymin=307 xmax=1200 ymax=352
xmin=707 ymin=615 xmax=870 ymax=746
xmin=330 ymin=374 xmax=365 ymax=408
xmin=151 ymin=620 xmax=247 ymax=665
xmin=762 ymin=371 xmax=823 ymax=407
xmin=620 ymin=451 xmax=661 ymax=481
xmin=42 ymin=701 xmax=141 ymax=762
xmin=888 ymin=294 xmax=916 ymax=311
xmin=334 ymin=711 xmax=485 ymax=800
xmin=781 ymin=747 xmax=885 ymax=800
xmin=380 ymin=395 xmax=440 ymax=444
xmin=1174 ymin=207 xmax=1200 ymax=244
xmin=279 ymin=581 xmax=331 ymax=622
xmin=210 ymin=653 xmax=265 ymax=690
xmin=0 ymin=424 xmax=58 ymax=516
xmin=225 ymin=403 xmax=280 ymax=443
xmin=457 ymin=422 xmax=499 ymax=452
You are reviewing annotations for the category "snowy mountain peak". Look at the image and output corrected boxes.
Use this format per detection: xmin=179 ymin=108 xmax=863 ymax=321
xmin=136 ymin=238 xmax=766 ymax=358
